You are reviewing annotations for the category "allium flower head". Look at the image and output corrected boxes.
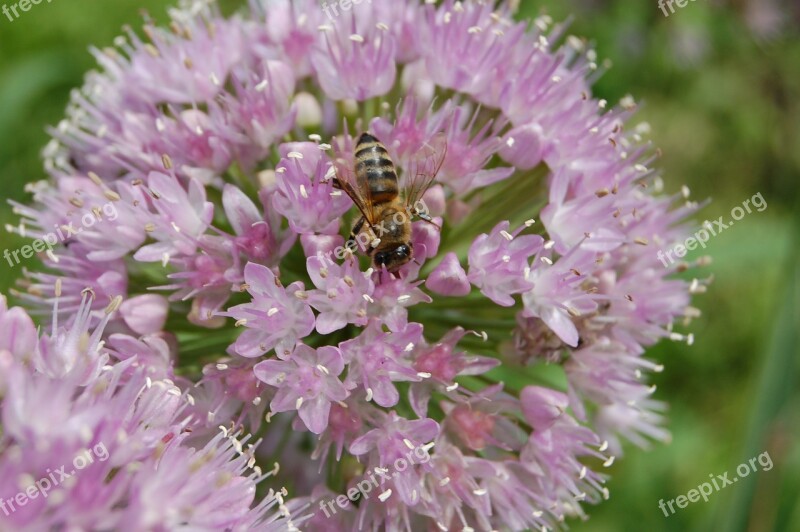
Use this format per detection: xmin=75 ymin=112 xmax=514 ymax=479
xmin=2 ymin=0 xmax=704 ymax=529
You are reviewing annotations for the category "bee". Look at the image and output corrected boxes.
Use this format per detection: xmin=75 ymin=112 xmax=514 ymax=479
xmin=332 ymin=132 xmax=446 ymax=273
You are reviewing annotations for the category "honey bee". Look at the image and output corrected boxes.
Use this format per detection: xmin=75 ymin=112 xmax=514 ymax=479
xmin=332 ymin=132 xmax=446 ymax=273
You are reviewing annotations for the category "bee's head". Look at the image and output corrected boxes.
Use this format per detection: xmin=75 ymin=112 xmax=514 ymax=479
xmin=373 ymin=243 xmax=413 ymax=272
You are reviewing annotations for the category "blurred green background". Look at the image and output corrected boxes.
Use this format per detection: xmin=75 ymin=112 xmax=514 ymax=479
xmin=0 ymin=1 xmax=797 ymax=531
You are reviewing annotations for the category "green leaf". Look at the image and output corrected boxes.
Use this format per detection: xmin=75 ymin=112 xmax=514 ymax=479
xmin=714 ymin=229 xmax=799 ymax=532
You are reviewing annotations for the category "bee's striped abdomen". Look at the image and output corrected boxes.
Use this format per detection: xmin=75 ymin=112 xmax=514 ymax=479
xmin=355 ymin=133 xmax=398 ymax=203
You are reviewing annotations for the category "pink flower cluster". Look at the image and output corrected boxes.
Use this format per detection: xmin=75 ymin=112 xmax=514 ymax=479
xmin=1 ymin=0 xmax=704 ymax=530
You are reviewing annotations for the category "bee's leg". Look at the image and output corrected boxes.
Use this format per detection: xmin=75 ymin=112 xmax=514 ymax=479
xmin=347 ymin=216 xmax=366 ymax=254
xmin=412 ymin=209 xmax=442 ymax=230
xmin=349 ymin=216 xmax=380 ymax=251
xmin=369 ymin=230 xmax=382 ymax=249
xmin=356 ymin=218 xmax=383 ymax=249
xmin=351 ymin=216 xmax=366 ymax=241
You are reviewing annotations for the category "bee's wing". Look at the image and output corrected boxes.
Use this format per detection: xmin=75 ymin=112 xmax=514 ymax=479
xmin=402 ymin=133 xmax=447 ymax=210
xmin=331 ymin=156 xmax=378 ymax=227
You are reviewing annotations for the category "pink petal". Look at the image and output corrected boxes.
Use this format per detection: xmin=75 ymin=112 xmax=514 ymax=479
xmin=120 ymin=295 xmax=169 ymax=335
xmin=540 ymin=306 xmax=579 ymax=347
xmin=299 ymin=395 xmax=331 ymax=434
xmin=426 ymin=253 xmax=470 ymax=296
xmin=222 ymin=184 xmax=261 ymax=235
xmin=520 ymin=386 xmax=569 ymax=432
